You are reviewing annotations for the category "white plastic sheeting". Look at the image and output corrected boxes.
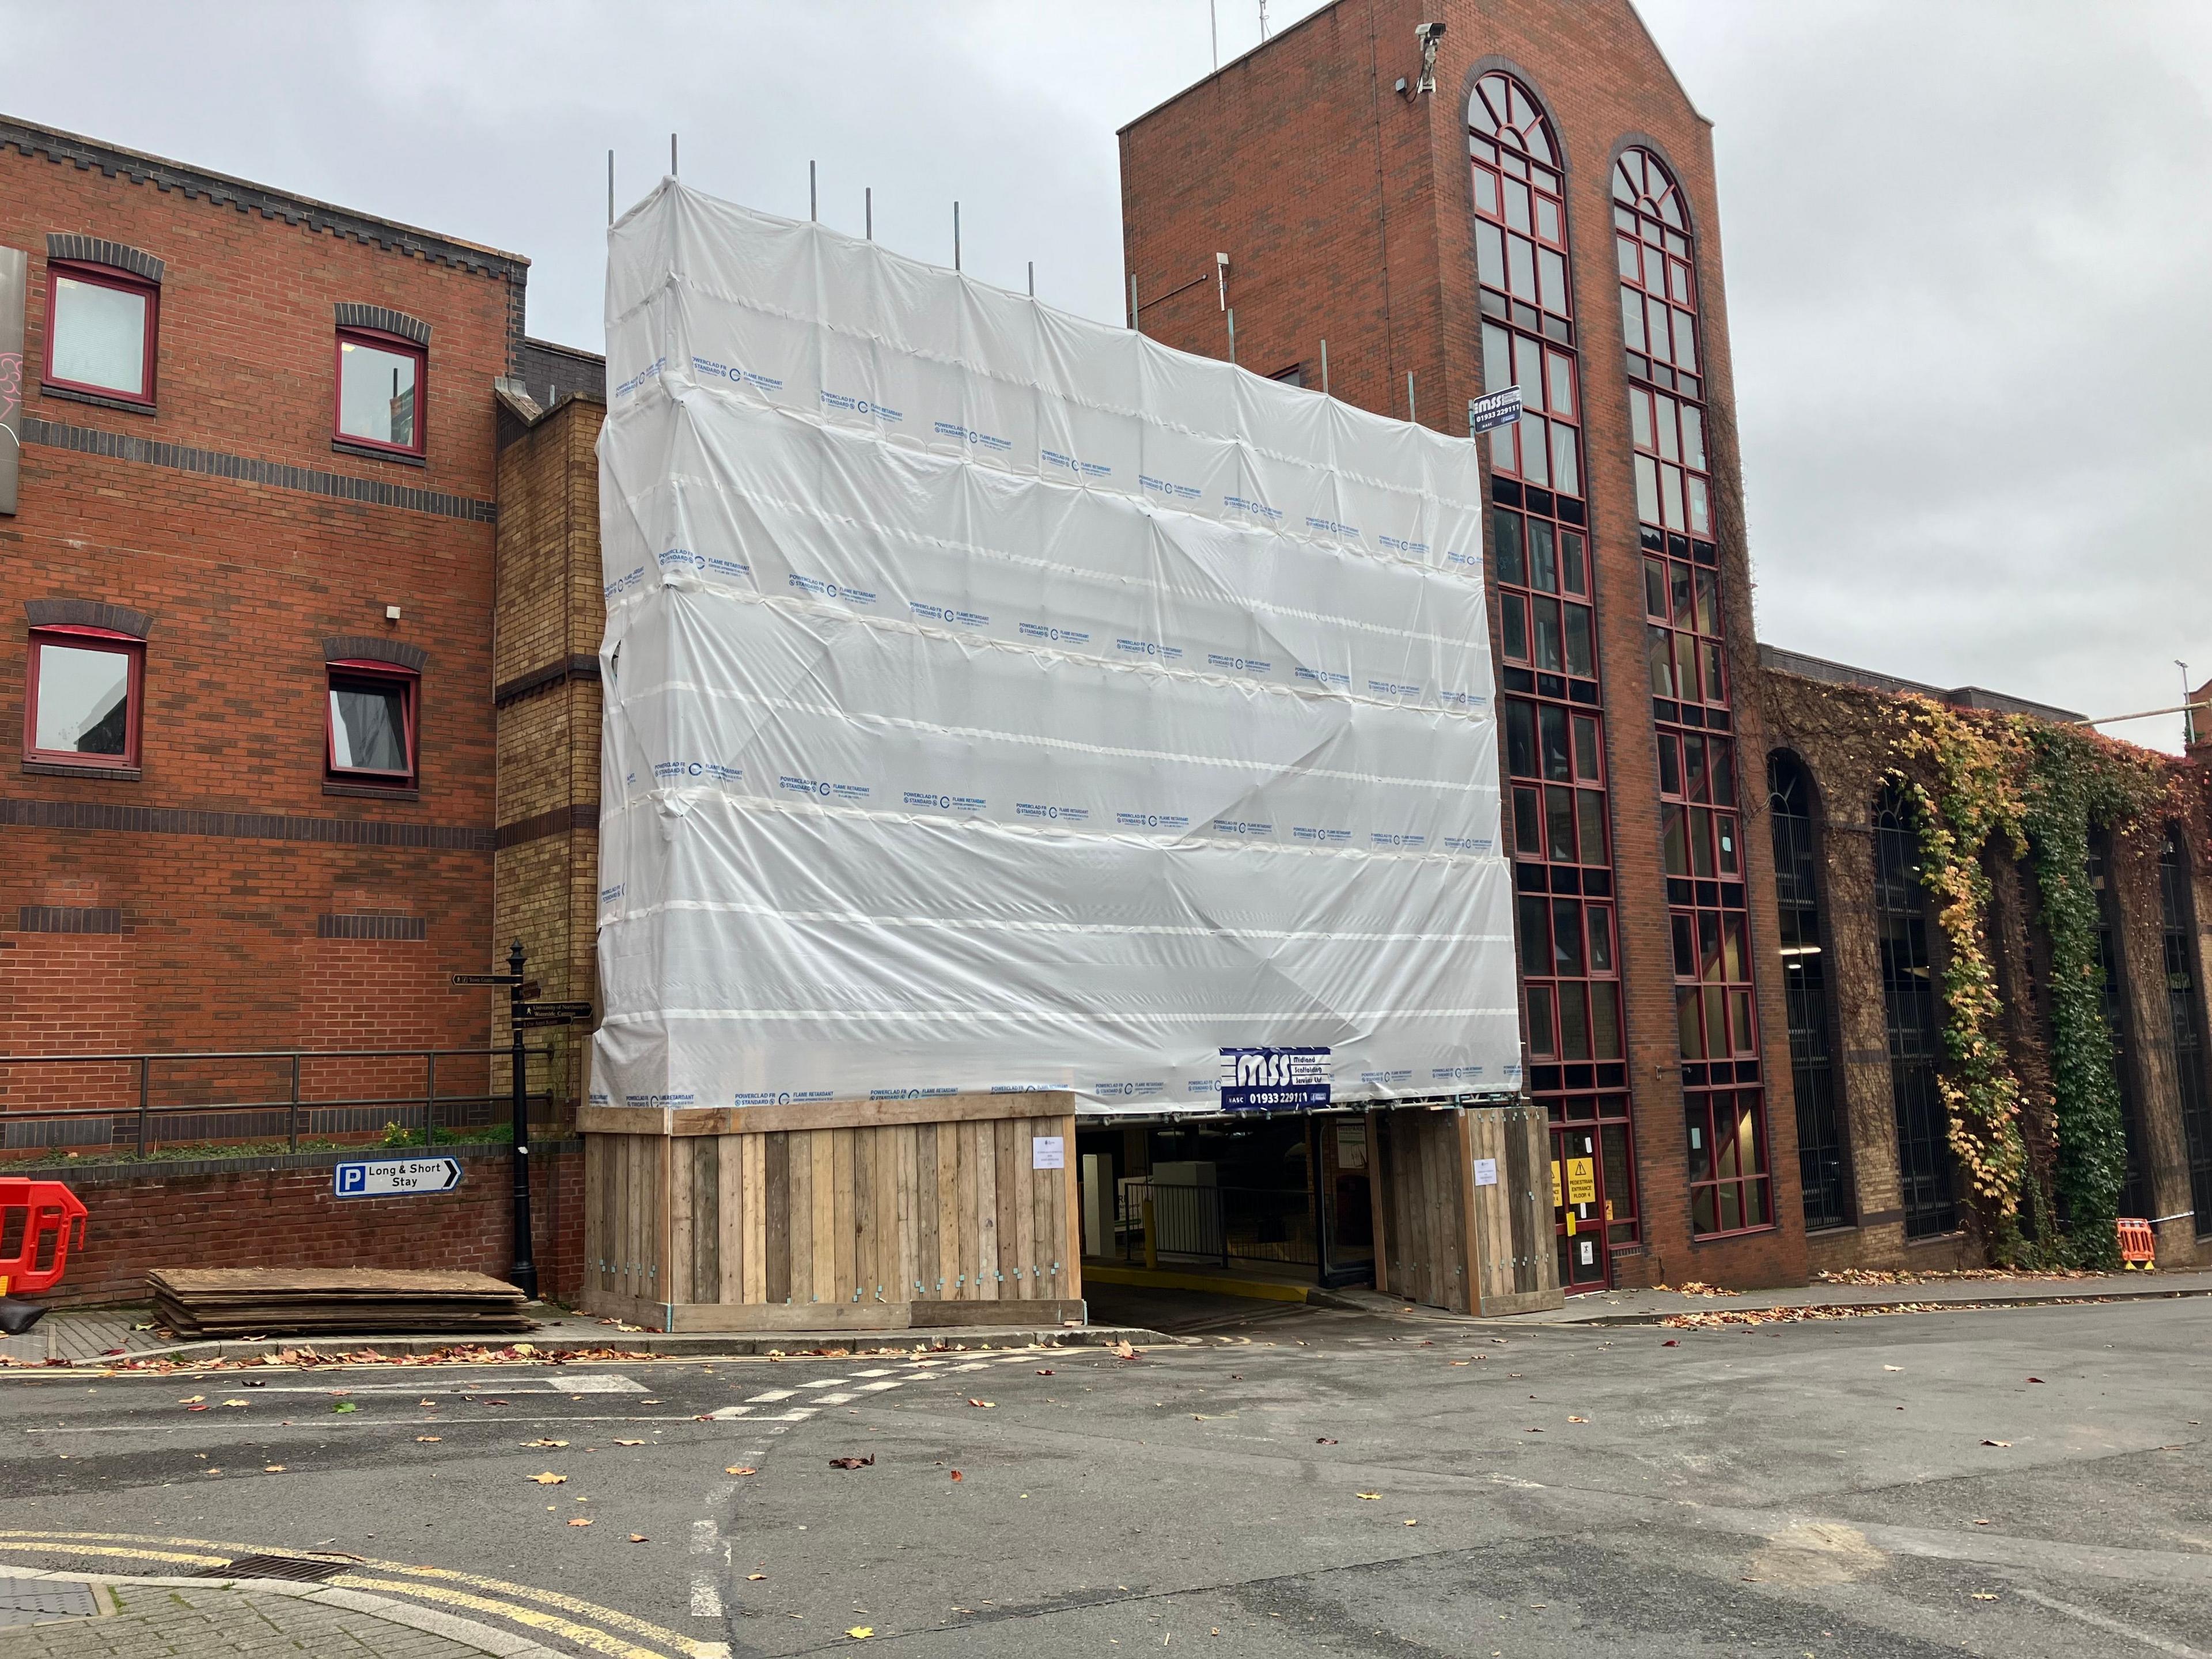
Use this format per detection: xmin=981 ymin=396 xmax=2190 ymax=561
xmin=592 ymin=181 xmax=1518 ymax=1117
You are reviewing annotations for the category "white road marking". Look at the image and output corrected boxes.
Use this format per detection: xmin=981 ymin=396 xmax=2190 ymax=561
xmin=814 ymin=1392 xmax=857 ymax=1405
xmin=745 ymin=1389 xmax=797 ymax=1403
xmin=851 ymin=1369 xmax=896 ymax=1378
xmin=690 ymin=1518 xmax=726 ymax=1619
xmin=797 ymin=1380 xmax=847 ymax=1391
xmin=2010 ymin=1586 xmax=2205 ymax=1657
xmin=854 ymin=1381 xmax=904 ymax=1393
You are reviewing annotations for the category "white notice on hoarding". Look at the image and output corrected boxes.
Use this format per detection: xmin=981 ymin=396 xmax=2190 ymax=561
xmin=1472 ymin=1157 xmax=1498 ymax=1188
xmin=1032 ymin=1136 xmax=1066 ymax=1171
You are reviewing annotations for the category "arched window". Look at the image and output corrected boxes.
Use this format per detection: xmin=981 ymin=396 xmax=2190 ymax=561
xmin=1873 ymin=785 xmax=1956 ymax=1237
xmin=2086 ymin=837 xmax=2147 ymax=1216
xmin=1769 ymin=754 xmax=1849 ymax=1230
xmin=1618 ymin=146 xmax=1770 ymax=1238
xmin=1474 ymin=72 xmax=1631 ymax=1290
xmin=2158 ymin=829 xmax=2212 ymax=1233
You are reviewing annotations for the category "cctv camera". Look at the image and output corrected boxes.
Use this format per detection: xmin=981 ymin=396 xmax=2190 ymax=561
xmin=1415 ymin=20 xmax=1446 ymax=41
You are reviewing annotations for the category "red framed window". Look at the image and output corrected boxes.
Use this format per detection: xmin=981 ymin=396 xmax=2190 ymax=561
xmin=326 ymin=660 xmax=418 ymax=785
xmin=1474 ymin=71 xmax=1635 ymax=1288
xmin=44 ymin=262 xmax=157 ymax=406
xmin=334 ymin=328 xmax=426 ymax=456
xmin=24 ymin=626 xmax=143 ymax=768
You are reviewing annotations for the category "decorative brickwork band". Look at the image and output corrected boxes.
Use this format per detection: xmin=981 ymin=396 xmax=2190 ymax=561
xmin=334 ymin=302 xmax=430 ymax=346
xmin=316 ymin=912 xmax=427 ymax=941
xmin=16 ymin=904 xmax=122 ymax=934
xmin=323 ymin=635 xmax=427 ymax=671
xmin=24 ymin=598 xmax=150 ymax=638
xmin=0 ymin=796 xmax=494 ymax=852
xmin=44 ymin=233 xmax=163 ymax=284
xmin=20 ymin=416 xmax=496 ymax=523
xmin=496 ymin=802 xmax=600 ymax=850
xmin=495 ymin=653 xmax=600 ymax=707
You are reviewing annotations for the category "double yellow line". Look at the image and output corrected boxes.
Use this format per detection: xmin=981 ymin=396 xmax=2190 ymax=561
xmin=0 ymin=1531 xmax=715 ymax=1658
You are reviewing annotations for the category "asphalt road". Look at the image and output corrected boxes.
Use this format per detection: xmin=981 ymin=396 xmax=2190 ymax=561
xmin=0 ymin=1296 xmax=2204 ymax=1657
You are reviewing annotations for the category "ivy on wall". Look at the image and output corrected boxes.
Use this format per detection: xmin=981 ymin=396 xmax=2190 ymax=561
xmin=1887 ymin=697 xmax=2173 ymax=1265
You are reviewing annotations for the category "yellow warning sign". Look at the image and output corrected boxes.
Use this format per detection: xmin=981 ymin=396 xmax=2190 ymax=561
xmin=1550 ymin=1160 xmax=1562 ymax=1209
xmin=1564 ymin=1210 xmax=1575 ymax=1236
xmin=1566 ymin=1157 xmax=1596 ymax=1207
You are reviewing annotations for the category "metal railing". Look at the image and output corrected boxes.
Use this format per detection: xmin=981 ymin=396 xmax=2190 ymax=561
xmin=1116 ymin=1180 xmax=1318 ymax=1270
xmin=0 ymin=1046 xmax=559 ymax=1160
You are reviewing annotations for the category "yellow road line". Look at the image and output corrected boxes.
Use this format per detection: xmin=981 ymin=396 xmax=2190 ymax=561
xmin=0 ymin=1531 xmax=707 ymax=1658
xmin=335 ymin=1574 xmax=674 ymax=1659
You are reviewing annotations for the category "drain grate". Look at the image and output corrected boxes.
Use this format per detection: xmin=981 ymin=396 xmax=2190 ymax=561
xmin=0 ymin=1578 xmax=100 ymax=1627
xmin=193 ymin=1554 xmax=352 ymax=1584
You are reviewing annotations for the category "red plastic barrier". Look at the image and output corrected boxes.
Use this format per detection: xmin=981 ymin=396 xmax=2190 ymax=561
xmin=0 ymin=1179 xmax=88 ymax=1296
xmin=2117 ymin=1217 xmax=2156 ymax=1268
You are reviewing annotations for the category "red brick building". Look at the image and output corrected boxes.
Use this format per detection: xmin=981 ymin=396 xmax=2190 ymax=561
xmin=0 ymin=115 xmax=526 ymax=1150
xmin=1118 ymin=0 xmax=2212 ymax=1289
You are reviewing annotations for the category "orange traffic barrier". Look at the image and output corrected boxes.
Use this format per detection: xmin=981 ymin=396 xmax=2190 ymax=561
xmin=2117 ymin=1217 xmax=2156 ymax=1268
xmin=0 ymin=1178 xmax=87 ymax=1297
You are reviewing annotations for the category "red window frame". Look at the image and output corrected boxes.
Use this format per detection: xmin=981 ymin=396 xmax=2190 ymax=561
xmin=43 ymin=260 xmax=158 ymax=407
xmin=325 ymin=660 xmax=419 ymax=786
xmin=332 ymin=327 xmax=427 ymax=458
xmin=24 ymin=626 xmax=144 ymax=769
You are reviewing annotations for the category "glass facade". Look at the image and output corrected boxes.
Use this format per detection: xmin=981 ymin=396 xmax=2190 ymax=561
xmin=2160 ymin=831 xmax=2212 ymax=1236
xmin=1472 ymin=74 xmax=1633 ymax=1287
xmin=1873 ymin=786 xmax=1956 ymax=1237
xmin=1768 ymin=753 xmax=1850 ymax=1230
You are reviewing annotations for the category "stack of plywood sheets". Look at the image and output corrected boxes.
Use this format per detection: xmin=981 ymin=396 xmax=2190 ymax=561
xmin=147 ymin=1268 xmax=532 ymax=1337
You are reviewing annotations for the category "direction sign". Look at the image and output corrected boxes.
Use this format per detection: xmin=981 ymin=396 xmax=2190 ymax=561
xmin=1467 ymin=385 xmax=1524 ymax=437
xmin=518 ymin=1001 xmax=593 ymax=1023
xmin=452 ymin=974 xmax=524 ymax=987
xmin=334 ymin=1156 xmax=463 ymax=1199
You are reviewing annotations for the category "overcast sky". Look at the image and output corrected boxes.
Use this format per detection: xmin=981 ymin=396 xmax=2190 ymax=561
xmin=7 ymin=2 xmax=2206 ymax=751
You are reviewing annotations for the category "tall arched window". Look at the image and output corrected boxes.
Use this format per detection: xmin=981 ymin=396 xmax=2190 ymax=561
xmin=2158 ymin=829 xmax=2212 ymax=1233
xmin=1769 ymin=753 xmax=1849 ymax=1230
xmin=1617 ymin=146 xmax=1771 ymax=1237
xmin=2086 ymin=837 xmax=2147 ymax=1216
xmin=1874 ymin=785 xmax=1956 ymax=1237
xmin=1473 ymin=73 xmax=1633 ymax=1290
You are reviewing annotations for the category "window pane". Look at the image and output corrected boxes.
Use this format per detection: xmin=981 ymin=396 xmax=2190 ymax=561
xmin=1671 ymin=914 xmax=1695 ymax=978
xmin=1506 ymin=699 xmax=1537 ymax=777
xmin=1662 ymin=804 xmax=1690 ymax=875
xmin=1724 ymin=914 xmax=1748 ymax=983
xmin=1681 ymin=405 xmax=1706 ymax=470
xmin=1527 ymin=984 xmax=1556 ymax=1056
xmin=1690 ymin=806 xmax=1717 ymax=877
xmin=51 ymin=276 xmax=147 ymax=396
xmin=1492 ymin=508 xmax=1526 ymax=585
xmin=1588 ymin=905 xmax=1615 ymax=974
xmin=1620 ymin=287 xmax=1646 ymax=352
xmin=1473 ymin=165 xmax=1499 ymax=218
xmin=1577 ymin=788 xmax=1606 ymax=863
xmin=1499 ymin=590 xmax=1529 ymax=661
xmin=1634 ymin=454 xmax=1660 ymax=525
xmin=1628 ymin=389 xmax=1654 ymax=452
xmin=1513 ymin=786 xmax=1543 ymax=855
xmin=1560 ymin=531 xmax=1586 ymax=595
xmin=1662 ymin=463 xmax=1686 ymax=531
xmin=1550 ymin=422 xmax=1581 ymax=498
xmin=1539 ymin=704 xmax=1572 ymax=781
xmin=1674 ymin=310 xmax=1699 ymax=370
xmin=1675 ymin=632 xmax=1701 ymax=702
xmin=1687 ymin=475 xmax=1711 ymax=536
xmin=1657 ymin=733 xmax=1681 ymax=797
xmin=1593 ymin=985 xmax=1623 ymax=1059
xmin=1571 ymin=714 xmax=1600 ymax=781
xmin=1520 ymin=414 xmax=1550 ymax=485
xmin=1717 ymin=813 xmax=1740 ymax=876
xmin=1710 ymin=739 xmax=1737 ymax=805
xmin=1514 ymin=334 xmax=1545 ymax=409
xmin=1508 ymin=234 xmax=1537 ymax=301
xmin=338 ymin=339 xmax=420 ymax=448
xmin=1677 ymin=988 xmax=1705 ymax=1059
xmin=1656 ymin=396 xmax=1680 ymax=463
xmin=1535 ymin=194 xmax=1560 ymax=243
xmin=1537 ymin=247 xmax=1567 ymax=315
xmin=1475 ymin=221 xmax=1507 ymax=290
xmin=1643 ymin=558 xmax=1669 ymax=619
xmin=1670 ymin=561 xmax=1695 ymax=626
xmin=1483 ymin=321 xmax=1513 ymax=393
xmin=1647 ymin=296 xmax=1671 ymax=359
xmin=1503 ymin=176 xmax=1532 ymax=234
xmin=1551 ymin=899 xmax=1585 ymax=976
xmin=1699 ymin=912 xmax=1723 ymax=982
xmin=1533 ymin=596 xmax=1564 ymax=672
xmin=1733 ymin=990 xmax=1756 ymax=1053
xmin=1547 ymin=350 xmax=1575 ymax=419
xmin=1683 ymin=733 xmax=1709 ymax=801
xmin=330 ymin=680 xmax=409 ymax=772
xmin=1695 ymin=569 xmax=1721 ymax=635
xmin=1647 ymin=625 xmax=1675 ymax=696
xmin=1703 ymin=641 xmax=1726 ymax=704
xmin=1490 ymin=425 xmax=1516 ymax=472
xmin=33 ymin=643 xmax=131 ymax=755
xmin=1557 ymin=982 xmax=1592 ymax=1060
xmin=1528 ymin=520 xmax=1557 ymax=592
xmin=1547 ymin=785 xmax=1578 ymax=862
xmin=1563 ymin=603 xmax=1593 ymax=677
xmin=1616 ymin=235 xmax=1638 ymax=278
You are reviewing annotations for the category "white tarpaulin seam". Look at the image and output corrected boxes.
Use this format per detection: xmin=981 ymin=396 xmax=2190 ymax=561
xmin=613 ymin=896 xmax=1510 ymax=946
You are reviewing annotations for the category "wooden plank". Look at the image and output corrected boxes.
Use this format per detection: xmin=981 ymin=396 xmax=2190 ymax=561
xmin=810 ymin=1129 xmax=837 ymax=1308
xmin=955 ymin=1120 xmax=980 ymax=1298
xmin=786 ymin=1128 xmax=813 ymax=1305
xmin=764 ymin=1131 xmax=791 ymax=1305
xmin=717 ymin=1134 xmax=744 ymax=1308
xmin=1060 ymin=1113 xmax=1081 ymax=1302
xmin=666 ymin=1133 xmax=695 ymax=1306
xmin=580 ymin=1089 xmax=1078 ymax=1138
xmin=976 ymin=1119 xmax=1002 ymax=1300
xmin=895 ymin=1124 xmax=918 ymax=1304
xmin=1024 ymin=1119 xmax=1049 ymax=1301
xmin=848 ymin=1126 xmax=872 ymax=1307
xmin=1366 ymin=1109 xmax=1390 ymax=1297
xmin=994 ymin=1118 xmax=1020 ymax=1300
xmin=1455 ymin=1107 xmax=1481 ymax=1316
xmin=743 ymin=1134 xmax=768 ymax=1305
xmin=917 ymin=1124 xmax=942 ymax=1297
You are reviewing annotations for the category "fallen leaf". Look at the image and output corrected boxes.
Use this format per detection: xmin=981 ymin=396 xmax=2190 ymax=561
xmin=1567 ymin=1416 xmax=1589 ymax=1424
xmin=1403 ymin=1518 xmax=1418 ymax=1527
xmin=847 ymin=1627 xmax=874 ymax=1639
xmin=1972 ymin=1518 xmax=1992 ymax=1526
xmin=1524 ymin=1427 xmax=1544 ymax=1433
xmin=967 ymin=1399 xmax=995 ymax=1408
xmin=567 ymin=1517 xmax=593 ymax=1527
xmin=2027 ymin=1376 xmax=2045 ymax=1384
xmin=524 ymin=1438 xmax=569 ymax=1448
xmin=1316 ymin=1437 xmax=1337 ymax=1445
xmin=1884 ymin=1365 xmax=1903 ymax=1372
xmin=1036 ymin=1368 xmax=1054 ymax=1376
xmin=178 ymin=1395 xmax=204 ymax=1404
xmin=418 ymin=1399 xmax=437 ymax=1407
xmin=615 ymin=1439 xmax=645 ymax=1446
xmin=187 ymin=1404 xmax=209 ymax=1412
xmin=726 ymin=1466 xmax=758 ymax=1476
xmin=1108 ymin=1340 xmax=1138 ymax=1359
xmin=748 ymin=1572 xmax=767 ymax=1581
xmin=1661 ymin=1339 xmax=1679 ymax=1347
xmin=628 ymin=1533 xmax=649 ymax=1543
xmin=332 ymin=1401 xmax=358 ymax=1414
xmin=1357 ymin=1492 xmax=1382 ymax=1501
xmin=950 ymin=1471 xmax=963 ymax=1482
xmin=415 ymin=1436 xmax=442 ymax=1444
xmin=1982 ymin=1440 xmax=2012 ymax=1448
xmin=1449 ymin=1360 xmax=1469 ymax=1367
xmin=829 ymin=1455 xmax=875 ymax=1470
xmin=1971 ymin=1593 xmax=1998 ymax=1601
xmin=264 ymin=1465 xmax=286 ymax=1473
xmin=221 ymin=1400 xmax=248 ymax=1408
xmin=531 ymin=1471 xmax=568 ymax=1485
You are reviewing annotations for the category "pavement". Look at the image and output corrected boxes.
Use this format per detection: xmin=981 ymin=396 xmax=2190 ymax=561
xmin=0 ymin=1290 xmax=2200 ymax=1654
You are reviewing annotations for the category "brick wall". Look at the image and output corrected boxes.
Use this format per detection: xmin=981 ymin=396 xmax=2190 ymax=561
xmin=1119 ymin=0 xmax=1806 ymax=1287
xmin=0 ymin=122 xmax=522 ymax=1082
xmin=38 ymin=1140 xmax=582 ymax=1309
